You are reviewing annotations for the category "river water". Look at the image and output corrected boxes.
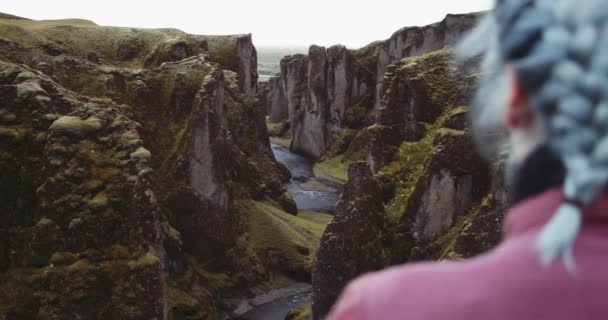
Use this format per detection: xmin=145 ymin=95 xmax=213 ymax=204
xmin=271 ymin=143 xmax=340 ymax=213
xmin=237 ymin=144 xmax=340 ymax=320
xmin=240 ymin=286 xmax=313 ymax=320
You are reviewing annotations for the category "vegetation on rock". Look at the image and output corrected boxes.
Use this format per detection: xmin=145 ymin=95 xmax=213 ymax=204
xmin=0 ymin=13 xmax=322 ymax=319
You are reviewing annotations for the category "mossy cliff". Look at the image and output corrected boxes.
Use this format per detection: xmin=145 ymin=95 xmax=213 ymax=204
xmin=0 ymin=14 xmax=321 ymax=320
xmin=0 ymin=17 xmax=258 ymax=96
xmin=311 ymin=45 xmax=510 ymax=318
xmin=264 ymin=13 xmax=479 ymax=161
xmin=312 ymin=163 xmax=386 ymax=319
xmin=0 ymin=62 xmax=169 ymax=319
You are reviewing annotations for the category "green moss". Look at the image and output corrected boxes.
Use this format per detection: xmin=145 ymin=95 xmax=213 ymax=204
xmin=204 ymin=35 xmax=239 ymax=68
xmin=378 ymin=48 xmax=465 ymax=222
xmin=383 ymin=112 xmax=450 ymax=224
xmin=129 ymin=146 xmax=151 ymax=159
xmin=436 ymin=127 xmax=467 ymax=137
xmin=183 ymin=255 xmax=231 ymax=289
xmin=448 ymin=106 xmax=468 ymax=116
xmin=127 ymin=251 xmax=160 ymax=270
xmin=285 ymin=304 xmax=312 ymax=320
xmin=0 ymin=17 xmax=210 ymax=68
xmin=87 ymin=191 xmax=109 ymax=210
xmin=49 ymin=116 xmax=102 ymax=138
xmin=398 ymin=47 xmax=460 ymax=120
xmin=270 ymin=136 xmax=292 ymax=148
xmin=266 ymin=116 xmax=284 ymax=137
xmin=313 ymin=154 xmax=350 ymax=184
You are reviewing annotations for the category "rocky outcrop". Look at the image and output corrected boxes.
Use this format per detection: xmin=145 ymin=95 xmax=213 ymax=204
xmin=312 ymin=162 xmax=385 ymax=319
xmin=0 ymin=15 xmax=295 ymax=319
xmin=266 ymin=13 xmax=478 ymax=160
xmin=373 ymin=13 xmax=479 ymax=110
xmin=452 ymin=162 xmax=509 ymax=257
xmin=312 ymin=42 xmax=507 ymax=315
xmin=277 ymin=44 xmax=376 ymax=159
xmin=0 ymin=62 xmax=168 ymax=319
xmin=266 ymin=75 xmax=289 ymax=122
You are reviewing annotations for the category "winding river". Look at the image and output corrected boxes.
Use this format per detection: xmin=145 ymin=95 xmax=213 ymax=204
xmin=271 ymin=143 xmax=340 ymax=213
xmin=238 ymin=143 xmax=340 ymax=320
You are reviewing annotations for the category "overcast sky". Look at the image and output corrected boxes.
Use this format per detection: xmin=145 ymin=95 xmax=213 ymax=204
xmin=2 ymin=0 xmax=493 ymax=48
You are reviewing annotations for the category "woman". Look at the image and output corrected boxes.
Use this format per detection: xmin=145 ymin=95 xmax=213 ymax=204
xmin=328 ymin=0 xmax=608 ymax=319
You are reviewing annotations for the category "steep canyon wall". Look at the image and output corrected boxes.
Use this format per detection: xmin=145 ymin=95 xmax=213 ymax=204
xmin=266 ymin=13 xmax=479 ymax=160
xmin=306 ymin=16 xmax=510 ymax=319
xmin=0 ymin=16 xmax=317 ymax=319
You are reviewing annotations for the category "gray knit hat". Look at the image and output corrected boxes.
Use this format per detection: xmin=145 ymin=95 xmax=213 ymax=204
xmin=458 ymin=0 xmax=608 ymax=272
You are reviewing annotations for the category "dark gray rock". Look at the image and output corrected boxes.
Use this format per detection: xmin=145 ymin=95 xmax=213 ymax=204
xmin=312 ymin=162 xmax=385 ymax=319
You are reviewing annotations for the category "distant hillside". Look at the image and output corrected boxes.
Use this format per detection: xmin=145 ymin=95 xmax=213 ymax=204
xmin=0 ymin=12 xmax=29 ymax=20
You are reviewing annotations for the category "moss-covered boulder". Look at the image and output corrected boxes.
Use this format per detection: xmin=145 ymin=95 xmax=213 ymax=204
xmin=48 ymin=116 xmax=102 ymax=138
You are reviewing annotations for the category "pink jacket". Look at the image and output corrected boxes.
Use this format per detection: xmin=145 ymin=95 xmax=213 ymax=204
xmin=328 ymin=187 xmax=608 ymax=320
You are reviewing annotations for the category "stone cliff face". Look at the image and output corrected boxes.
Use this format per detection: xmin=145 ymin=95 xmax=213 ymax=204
xmin=373 ymin=13 xmax=479 ymax=110
xmin=0 ymin=61 xmax=169 ymax=319
xmin=312 ymin=162 xmax=385 ymax=319
xmin=0 ymin=16 xmax=304 ymax=319
xmin=265 ymin=75 xmax=288 ymax=122
xmin=266 ymin=13 xmax=478 ymax=160
xmin=311 ymin=34 xmax=509 ymax=318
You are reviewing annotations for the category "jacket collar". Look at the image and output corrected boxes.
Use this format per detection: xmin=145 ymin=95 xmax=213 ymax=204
xmin=504 ymin=187 xmax=608 ymax=239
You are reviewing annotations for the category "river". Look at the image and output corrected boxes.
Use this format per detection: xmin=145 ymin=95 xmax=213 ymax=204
xmin=271 ymin=143 xmax=340 ymax=213
xmin=236 ymin=143 xmax=340 ymax=320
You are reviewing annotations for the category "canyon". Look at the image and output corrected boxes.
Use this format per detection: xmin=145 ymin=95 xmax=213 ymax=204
xmin=0 ymin=10 xmax=507 ymax=320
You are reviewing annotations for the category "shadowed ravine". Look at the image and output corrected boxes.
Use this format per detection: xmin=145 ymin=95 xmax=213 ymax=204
xmin=0 ymin=11 xmax=510 ymax=320
xmin=237 ymin=144 xmax=340 ymax=319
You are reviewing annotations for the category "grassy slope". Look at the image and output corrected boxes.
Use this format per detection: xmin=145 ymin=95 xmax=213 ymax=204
xmin=266 ymin=117 xmax=292 ymax=148
xmin=240 ymin=200 xmax=332 ymax=273
xmin=0 ymin=16 xmax=244 ymax=69
xmin=0 ymin=12 xmax=29 ymax=20
xmin=313 ymin=154 xmax=350 ymax=184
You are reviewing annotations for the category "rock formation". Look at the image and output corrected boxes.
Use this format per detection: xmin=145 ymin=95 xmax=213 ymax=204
xmin=312 ymin=162 xmax=385 ymax=319
xmin=0 ymin=11 xmax=510 ymax=320
xmin=265 ymin=75 xmax=288 ymax=123
xmin=266 ymin=13 xmax=479 ymax=160
xmin=311 ymin=30 xmax=509 ymax=318
xmin=0 ymin=15 xmax=317 ymax=319
xmin=0 ymin=61 xmax=169 ymax=319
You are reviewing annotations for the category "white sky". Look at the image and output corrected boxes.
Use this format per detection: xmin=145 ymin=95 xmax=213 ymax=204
xmin=2 ymin=0 xmax=494 ymax=48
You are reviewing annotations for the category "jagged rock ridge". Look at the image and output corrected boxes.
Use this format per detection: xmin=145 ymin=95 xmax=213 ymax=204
xmin=311 ymin=24 xmax=510 ymax=319
xmin=266 ymin=13 xmax=479 ymax=160
xmin=0 ymin=14 xmax=325 ymax=319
